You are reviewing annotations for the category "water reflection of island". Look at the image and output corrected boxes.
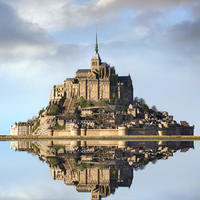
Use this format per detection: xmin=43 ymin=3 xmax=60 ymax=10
xmin=11 ymin=140 xmax=193 ymax=200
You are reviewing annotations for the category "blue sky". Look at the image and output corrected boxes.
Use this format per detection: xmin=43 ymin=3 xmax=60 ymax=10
xmin=0 ymin=0 xmax=199 ymax=134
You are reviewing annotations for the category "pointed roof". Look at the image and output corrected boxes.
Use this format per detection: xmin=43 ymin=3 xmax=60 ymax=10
xmin=92 ymin=32 xmax=101 ymax=61
xmin=95 ymin=32 xmax=98 ymax=53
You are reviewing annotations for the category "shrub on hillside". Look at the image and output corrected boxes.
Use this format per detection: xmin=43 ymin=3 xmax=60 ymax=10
xmin=53 ymin=123 xmax=65 ymax=130
xmin=114 ymin=98 xmax=119 ymax=105
xmin=31 ymin=120 xmax=40 ymax=133
xmin=49 ymin=104 xmax=60 ymax=115
xmin=79 ymin=96 xmax=87 ymax=107
xmin=86 ymin=100 xmax=94 ymax=107
xmin=100 ymin=99 xmax=108 ymax=106
xmin=141 ymin=104 xmax=149 ymax=113
xmin=39 ymin=108 xmax=45 ymax=116
xmin=75 ymin=97 xmax=94 ymax=108
xmin=48 ymin=157 xmax=61 ymax=166
xmin=32 ymin=143 xmax=40 ymax=154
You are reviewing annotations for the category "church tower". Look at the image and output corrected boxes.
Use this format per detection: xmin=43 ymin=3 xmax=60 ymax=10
xmin=51 ymin=33 xmax=133 ymax=104
xmin=91 ymin=33 xmax=101 ymax=73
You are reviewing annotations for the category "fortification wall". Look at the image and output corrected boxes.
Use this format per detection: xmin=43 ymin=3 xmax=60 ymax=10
xmin=12 ymin=123 xmax=194 ymax=137
xmin=52 ymin=126 xmax=194 ymax=137
xmin=51 ymin=130 xmax=71 ymax=137
xmin=52 ymin=128 xmax=118 ymax=137
xmin=86 ymin=129 xmax=118 ymax=137
xmin=158 ymin=127 xmax=194 ymax=136
xmin=10 ymin=123 xmax=33 ymax=136
xmin=128 ymin=128 xmax=157 ymax=135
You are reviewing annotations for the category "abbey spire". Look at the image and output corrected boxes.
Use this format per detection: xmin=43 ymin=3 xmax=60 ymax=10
xmin=92 ymin=32 xmax=101 ymax=62
xmin=95 ymin=32 xmax=98 ymax=53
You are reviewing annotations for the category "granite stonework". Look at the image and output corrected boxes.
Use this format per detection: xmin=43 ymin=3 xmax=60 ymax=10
xmin=50 ymin=35 xmax=133 ymax=105
xmin=10 ymin=34 xmax=194 ymax=137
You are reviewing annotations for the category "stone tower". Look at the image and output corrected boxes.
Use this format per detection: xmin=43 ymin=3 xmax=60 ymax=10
xmin=91 ymin=33 xmax=101 ymax=74
xmin=50 ymin=34 xmax=134 ymax=105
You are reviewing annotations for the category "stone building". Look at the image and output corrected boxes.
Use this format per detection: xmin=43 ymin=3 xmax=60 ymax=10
xmin=10 ymin=122 xmax=33 ymax=136
xmin=50 ymin=34 xmax=133 ymax=105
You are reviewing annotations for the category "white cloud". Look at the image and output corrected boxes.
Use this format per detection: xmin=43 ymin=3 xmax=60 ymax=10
xmin=96 ymin=0 xmax=115 ymax=7
xmin=0 ymin=0 xmax=199 ymax=82
xmin=0 ymin=1 xmax=54 ymax=59
xmin=6 ymin=0 xmax=198 ymax=31
xmin=7 ymin=0 xmax=96 ymax=31
xmin=0 ymin=1 xmax=92 ymax=84
xmin=134 ymin=26 xmax=150 ymax=39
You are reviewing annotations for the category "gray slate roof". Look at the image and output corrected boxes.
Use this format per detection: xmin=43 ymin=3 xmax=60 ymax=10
xmin=76 ymin=69 xmax=91 ymax=73
xmin=118 ymin=76 xmax=129 ymax=82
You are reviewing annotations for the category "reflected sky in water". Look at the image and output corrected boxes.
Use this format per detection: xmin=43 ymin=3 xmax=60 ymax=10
xmin=0 ymin=140 xmax=199 ymax=200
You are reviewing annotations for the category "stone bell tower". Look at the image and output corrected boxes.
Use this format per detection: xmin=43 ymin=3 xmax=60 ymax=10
xmin=91 ymin=33 xmax=101 ymax=75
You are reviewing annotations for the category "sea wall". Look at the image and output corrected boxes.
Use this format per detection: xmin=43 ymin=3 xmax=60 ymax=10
xmin=51 ymin=130 xmax=71 ymax=137
xmin=157 ymin=127 xmax=194 ymax=136
xmin=11 ymin=122 xmax=194 ymax=137
xmin=127 ymin=128 xmax=157 ymax=135
xmin=85 ymin=129 xmax=118 ymax=137
xmin=51 ymin=126 xmax=194 ymax=137
xmin=52 ymin=128 xmax=118 ymax=137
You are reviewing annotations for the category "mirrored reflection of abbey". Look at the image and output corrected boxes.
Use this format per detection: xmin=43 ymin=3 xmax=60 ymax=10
xmin=10 ymin=34 xmax=194 ymax=137
xmin=11 ymin=140 xmax=193 ymax=200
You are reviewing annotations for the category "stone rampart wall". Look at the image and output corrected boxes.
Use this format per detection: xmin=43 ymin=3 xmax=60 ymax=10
xmin=18 ymin=125 xmax=32 ymax=136
xmin=86 ymin=129 xmax=118 ymax=136
xmin=52 ymin=130 xmax=71 ymax=137
xmin=13 ymin=124 xmax=193 ymax=137
xmin=128 ymin=128 xmax=157 ymax=135
xmin=52 ymin=126 xmax=194 ymax=137
xmin=158 ymin=127 xmax=194 ymax=136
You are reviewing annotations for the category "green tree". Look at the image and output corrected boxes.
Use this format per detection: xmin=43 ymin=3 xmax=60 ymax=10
xmin=152 ymin=105 xmax=158 ymax=112
xmin=112 ymin=93 xmax=117 ymax=99
xmin=134 ymin=97 xmax=146 ymax=104
xmin=49 ymin=157 xmax=61 ymax=166
xmin=79 ymin=96 xmax=87 ymax=107
xmin=86 ymin=100 xmax=94 ymax=107
xmin=100 ymin=99 xmax=108 ymax=106
xmin=141 ymin=104 xmax=149 ymax=113
xmin=114 ymin=98 xmax=119 ymax=105
xmin=49 ymin=104 xmax=60 ymax=115
xmin=54 ymin=123 xmax=65 ymax=130
xmin=31 ymin=120 xmax=40 ymax=133
xmin=39 ymin=108 xmax=45 ymax=116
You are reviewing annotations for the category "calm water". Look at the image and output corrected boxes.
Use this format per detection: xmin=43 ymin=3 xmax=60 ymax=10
xmin=0 ymin=140 xmax=199 ymax=200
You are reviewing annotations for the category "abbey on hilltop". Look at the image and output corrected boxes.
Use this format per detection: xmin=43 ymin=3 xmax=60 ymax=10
xmin=10 ymin=34 xmax=194 ymax=138
xmin=50 ymin=34 xmax=133 ymax=105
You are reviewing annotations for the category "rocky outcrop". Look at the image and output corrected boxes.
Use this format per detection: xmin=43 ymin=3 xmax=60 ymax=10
xmin=34 ymin=116 xmax=56 ymax=136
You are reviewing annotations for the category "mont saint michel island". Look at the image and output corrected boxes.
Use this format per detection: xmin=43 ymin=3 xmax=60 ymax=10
xmin=1 ymin=1 xmax=199 ymax=200
xmin=10 ymin=35 xmax=194 ymax=138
